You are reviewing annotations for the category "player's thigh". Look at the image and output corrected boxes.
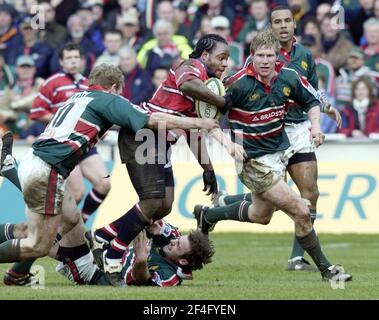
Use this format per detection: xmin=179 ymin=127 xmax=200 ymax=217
xmin=287 ymin=159 xmax=318 ymax=195
xmin=80 ymin=153 xmax=110 ymax=191
xmin=66 ymin=165 xmax=85 ymax=203
xmin=260 ymin=179 xmax=307 ymax=221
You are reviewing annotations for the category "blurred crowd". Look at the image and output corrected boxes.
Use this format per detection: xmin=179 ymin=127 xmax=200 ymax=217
xmin=0 ymin=0 xmax=379 ymax=140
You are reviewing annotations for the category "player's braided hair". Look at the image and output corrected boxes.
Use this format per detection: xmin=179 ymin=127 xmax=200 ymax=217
xmin=182 ymin=230 xmax=215 ymax=271
xmin=189 ymin=34 xmax=228 ymax=59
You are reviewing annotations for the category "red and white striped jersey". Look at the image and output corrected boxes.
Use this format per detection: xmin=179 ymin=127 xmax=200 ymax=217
xmin=141 ymin=59 xmax=209 ymax=118
xmin=30 ymin=72 xmax=89 ymax=120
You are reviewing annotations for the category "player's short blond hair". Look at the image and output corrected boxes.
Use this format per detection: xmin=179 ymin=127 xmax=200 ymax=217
xmin=89 ymin=63 xmax=124 ymax=92
xmin=250 ymin=30 xmax=280 ymax=55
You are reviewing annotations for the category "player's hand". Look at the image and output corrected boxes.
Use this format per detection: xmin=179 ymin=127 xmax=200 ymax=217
xmin=311 ymin=131 xmax=325 ymax=148
xmin=133 ymin=230 xmax=151 ymax=262
xmin=197 ymin=118 xmax=219 ymax=131
xmin=326 ymin=107 xmax=342 ymax=128
xmin=146 ymin=220 xmax=164 ymax=236
xmin=202 ymin=170 xmax=218 ymax=198
xmin=228 ymin=142 xmax=247 ymax=162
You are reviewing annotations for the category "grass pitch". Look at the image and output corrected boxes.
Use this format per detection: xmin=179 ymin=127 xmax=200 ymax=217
xmin=0 ymin=233 xmax=378 ymax=300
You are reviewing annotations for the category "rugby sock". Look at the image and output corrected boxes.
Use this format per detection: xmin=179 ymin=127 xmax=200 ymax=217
xmin=289 ymin=209 xmax=317 ymax=260
xmin=81 ymin=189 xmax=108 ymax=222
xmin=1 ymin=166 xmax=22 ymax=191
xmin=0 ymin=223 xmax=15 ymax=244
xmin=11 ymin=259 xmax=36 ymax=274
xmin=296 ymin=229 xmax=331 ymax=273
xmin=204 ymin=200 xmax=251 ymax=224
xmin=223 ymin=193 xmax=252 ymax=205
xmin=0 ymin=239 xmax=21 ymax=263
xmin=58 ymin=244 xmax=91 ymax=285
xmin=59 ymin=244 xmax=90 ymax=262
xmin=94 ymin=216 xmax=123 ymax=244
xmin=106 ymin=205 xmax=149 ymax=261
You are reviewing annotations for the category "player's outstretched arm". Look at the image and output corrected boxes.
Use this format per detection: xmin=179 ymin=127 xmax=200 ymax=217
xmin=210 ymin=128 xmax=247 ymax=162
xmin=146 ymin=112 xmax=219 ymax=131
xmin=307 ymin=106 xmax=324 ymax=148
xmin=180 ymin=78 xmax=225 ymax=108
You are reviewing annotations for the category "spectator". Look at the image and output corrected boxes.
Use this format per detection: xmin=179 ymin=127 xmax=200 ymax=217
xmin=302 ymin=34 xmax=336 ymax=97
xmin=237 ymin=0 xmax=270 ymax=59
xmin=0 ymin=55 xmax=43 ymax=137
xmin=335 ymin=47 xmax=377 ymax=108
xmin=302 ymin=17 xmax=321 ymax=47
xmin=151 ymin=66 xmax=168 ymax=91
xmin=106 ymin=0 xmax=138 ymax=30
xmin=339 ymin=76 xmax=379 ymax=136
xmin=316 ymin=2 xmax=331 ymax=23
xmin=50 ymin=14 xmax=98 ymax=76
xmin=94 ymin=29 xmax=123 ymax=67
xmin=0 ymin=52 xmax=15 ymax=97
xmin=173 ymin=2 xmax=192 ymax=40
xmin=350 ymin=0 xmax=374 ymax=45
xmin=52 ymin=0 xmax=81 ymax=27
xmin=320 ymin=12 xmax=354 ymax=72
xmin=190 ymin=0 xmax=235 ymax=40
xmin=13 ymin=16 xmax=53 ymax=78
xmin=192 ymin=15 xmax=212 ymax=46
xmin=361 ymin=18 xmax=379 ymax=58
xmin=117 ymin=12 xmax=144 ymax=52
xmin=210 ymin=16 xmax=243 ymax=71
xmin=38 ymin=0 xmax=68 ymax=49
xmin=118 ymin=46 xmax=154 ymax=105
xmin=77 ymin=3 xmax=105 ymax=54
xmin=137 ymin=19 xmax=192 ymax=75
xmin=287 ymin=0 xmax=313 ymax=35
xmin=0 ymin=3 xmax=22 ymax=64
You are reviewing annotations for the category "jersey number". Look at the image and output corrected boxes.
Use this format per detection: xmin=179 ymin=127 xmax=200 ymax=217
xmin=50 ymin=102 xmax=75 ymax=128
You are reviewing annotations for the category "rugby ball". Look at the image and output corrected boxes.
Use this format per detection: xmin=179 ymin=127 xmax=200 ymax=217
xmin=195 ymin=78 xmax=225 ymax=119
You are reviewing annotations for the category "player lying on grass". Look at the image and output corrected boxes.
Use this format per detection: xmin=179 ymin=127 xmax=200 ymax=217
xmin=0 ymin=63 xmax=219 ymax=272
xmin=76 ymin=220 xmax=214 ymax=287
xmin=0 ymin=218 xmax=214 ymax=287
xmin=193 ymin=30 xmax=352 ymax=282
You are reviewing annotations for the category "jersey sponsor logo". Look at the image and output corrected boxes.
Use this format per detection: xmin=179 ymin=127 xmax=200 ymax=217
xmin=249 ymin=93 xmax=260 ymax=101
xmin=283 ymin=86 xmax=291 ymax=97
xmin=301 ymin=60 xmax=308 ymax=71
xmin=254 ymin=109 xmax=285 ymax=122
xmin=375 ymin=62 xmax=379 ymax=71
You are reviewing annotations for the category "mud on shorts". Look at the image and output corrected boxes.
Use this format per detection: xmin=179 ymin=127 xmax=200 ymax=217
xmin=285 ymin=121 xmax=317 ymax=166
xmin=18 ymin=149 xmax=66 ymax=215
xmin=238 ymin=149 xmax=294 ymax=195
xmin=118 ymin=128 xmax=174 ymax=200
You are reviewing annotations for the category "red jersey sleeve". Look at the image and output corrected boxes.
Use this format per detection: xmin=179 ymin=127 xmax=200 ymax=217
xmin=175 ymin=59 xmax=208 ymax=88
xmin=30 ymin=80 xmax=54 ymax=120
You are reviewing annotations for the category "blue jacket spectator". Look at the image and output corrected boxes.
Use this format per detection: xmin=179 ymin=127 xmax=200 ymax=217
xmin=0 ymin=3 xmax=23 ymax=64
xmin=11 ymin=17 xmax=53 ymax=79
xmin=119 ymin=46 xmax=154 ymax=105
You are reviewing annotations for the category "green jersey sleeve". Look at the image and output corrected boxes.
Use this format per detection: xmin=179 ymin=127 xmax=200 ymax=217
xmin=149 ymin=265 xmax=181 ymax=287
xmin=307 ymin=53 xmax=319 ymax=90
xmin=100 ymin=95 xmax=149 ymax=132
xmin=289 ymin=71 xmax=320 ymax=113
